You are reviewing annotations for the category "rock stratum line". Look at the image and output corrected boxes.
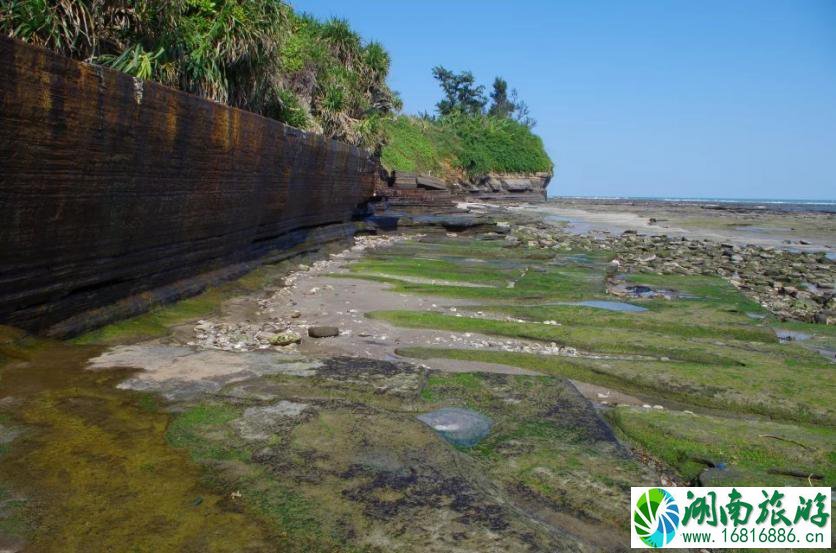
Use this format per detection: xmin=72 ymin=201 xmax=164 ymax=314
xmin=0 ymin=37 xmax=378 ymax=337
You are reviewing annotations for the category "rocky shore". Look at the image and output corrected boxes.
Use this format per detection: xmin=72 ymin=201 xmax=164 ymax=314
xmin=2 ymin=197 xmax=833 ymax=552
xmin=506 ymin=222 xmax=834 ymax=323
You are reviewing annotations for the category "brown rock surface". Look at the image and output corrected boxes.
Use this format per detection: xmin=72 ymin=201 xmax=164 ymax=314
xmin=0 ymin=37 xmax=377 ymax=336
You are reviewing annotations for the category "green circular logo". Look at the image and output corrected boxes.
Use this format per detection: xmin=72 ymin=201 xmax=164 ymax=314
xmin=634 ymin=488 xmax=680 ymax=548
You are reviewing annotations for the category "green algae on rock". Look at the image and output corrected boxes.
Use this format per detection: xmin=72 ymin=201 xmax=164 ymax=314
xmin=157 ymin=356 xmax=614 ymax=550
xmin=0 ymin=330 xmax=282 ymax=552
xmin=1 ymin=218 xmax=832 ymax=551
xmin=608 ymin=406 xmax=835 ymax=487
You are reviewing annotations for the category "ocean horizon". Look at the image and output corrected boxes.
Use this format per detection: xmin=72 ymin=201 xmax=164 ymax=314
xmin=549 ymin=195 xmax=836 ymax=213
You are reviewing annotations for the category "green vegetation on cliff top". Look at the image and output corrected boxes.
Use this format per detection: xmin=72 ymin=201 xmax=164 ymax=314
xmin=1 ymin=0 xmax=399 ymax=150
xmin=380 ymin=69 xmax=552 ymax=176
xmin=1 ymin=2 xmax=553 ymax=169
xmin=381 ymin=113 xmax=553 ymax=177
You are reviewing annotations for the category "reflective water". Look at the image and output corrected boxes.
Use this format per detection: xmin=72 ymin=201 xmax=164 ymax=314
xmin=569 ymin=300 xmax=648 ymax=313
xmin=417 ymin=407 xmax=493 ymax=447
xmin=773 ymin=329 xmax=812 ymax=342
xmin=0 ymin=327 xmax=275 ymax=550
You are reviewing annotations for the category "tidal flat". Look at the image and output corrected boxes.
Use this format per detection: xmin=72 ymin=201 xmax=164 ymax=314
xmin=1 ymin=208 xmax=833 ymax=552
xmin=535 ymin=196 xmax=836 ymax=254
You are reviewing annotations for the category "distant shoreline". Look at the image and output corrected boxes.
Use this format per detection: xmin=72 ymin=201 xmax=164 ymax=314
xmin=512 ymin=196 xmax=835 ymax=255
xmin=548 ymin=195 xmax=836 ymax=214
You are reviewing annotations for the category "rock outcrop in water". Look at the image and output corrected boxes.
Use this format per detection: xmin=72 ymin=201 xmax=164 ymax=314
xmin=504 ymin=221 xmax=835 ymax=323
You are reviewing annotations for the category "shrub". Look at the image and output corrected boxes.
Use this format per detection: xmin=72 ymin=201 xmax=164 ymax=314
xmin=382 ymin=114 xmax=552 ymax=176
xmin=0 ymin=0 xmax=398 ymax=151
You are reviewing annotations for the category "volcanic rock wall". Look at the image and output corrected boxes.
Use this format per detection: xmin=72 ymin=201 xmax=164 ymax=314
xmin=0 ymin=37 xmax=378 ymax=336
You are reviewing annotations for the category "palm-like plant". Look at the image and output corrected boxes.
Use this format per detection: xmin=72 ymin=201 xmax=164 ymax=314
xmin=362 ymin=41 xmax=388 ymax=78
xmin=97 ymin=43 xmax=163 ymax=80
xmin=1 ymin=0 xmax=398 ymax=151
xmin=1 ymin=0 xmax=95 ymax=57
xmin=320 ymin=17 xmax=360 ymax=67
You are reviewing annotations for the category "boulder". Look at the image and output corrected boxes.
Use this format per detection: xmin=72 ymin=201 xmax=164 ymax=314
xmin=270 ymin=331 xmax=301 ymax=346
xmin=415 ymin=175 xmax=447 ymax=190
xmin=308 ymin=326 xmax=340 ymax=338
xmin=233 ymin=401 xmax=312 ymax=441
xmin=486 ymin=176 xmax=503 ymax=191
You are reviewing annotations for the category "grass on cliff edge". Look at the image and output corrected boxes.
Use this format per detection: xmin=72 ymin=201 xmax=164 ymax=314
xmin=2 ymin=2 xmax=399 ymax=151
xmin=381 ymin=114 xmax=553 ymax=177
xmin=379 ymin=116 xmax=457 ymax=176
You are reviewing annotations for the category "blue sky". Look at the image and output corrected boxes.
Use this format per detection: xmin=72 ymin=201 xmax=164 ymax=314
xmin=294 ymin=1 xmax=836 ymax=200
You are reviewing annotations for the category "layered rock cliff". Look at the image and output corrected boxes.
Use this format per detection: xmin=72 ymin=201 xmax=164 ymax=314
xmin=462 ymin=172 xmax=552 ymax=201
xmin=0 ymin=37 xmax=378 ymax=336
xmin=380 ymin=170 xmax=551 ymax=206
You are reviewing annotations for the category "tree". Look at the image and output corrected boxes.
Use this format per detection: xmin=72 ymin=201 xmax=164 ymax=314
xmin=510 ymin=89 xmax=536 ymax=128
xmin=432 ymin=66 xmax=486 ymax=116
xmin=488 ymin=77 xmax=536 ymax=128
xmin=488 ymin=77 xmax=515 ymax=118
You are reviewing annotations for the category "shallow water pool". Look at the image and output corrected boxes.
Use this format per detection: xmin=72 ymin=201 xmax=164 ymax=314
xmin=417 ymin=407 xmax=493 ymax=447
xmin=568 ymin=300 xmax=648 ymax=313
xmin=773 ymin=329 xmax=813 ymax=342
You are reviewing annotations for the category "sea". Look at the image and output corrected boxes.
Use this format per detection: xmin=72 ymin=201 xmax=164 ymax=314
xmin=550 ymin=196 xmax=836 ymax=214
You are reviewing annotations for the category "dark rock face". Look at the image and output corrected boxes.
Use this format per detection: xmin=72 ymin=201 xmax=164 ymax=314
xmin=390 ymin=171 xmax=449 ymax=192
xmin=379 ymin=170 xmax=551 ymax=209
xmin=0 ymin=37 xmax=378 ymax=336
xmin=390 ymin=171 xmax=418 ymax=189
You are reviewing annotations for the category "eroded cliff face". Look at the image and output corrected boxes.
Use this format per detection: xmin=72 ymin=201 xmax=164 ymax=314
xmin=464 ymin=172 xmax=552 ymax=201
xmin=0 ymin=37 xmax=378 ymax=336
xmin=380 ymin=170 xmax=551 ymax=207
